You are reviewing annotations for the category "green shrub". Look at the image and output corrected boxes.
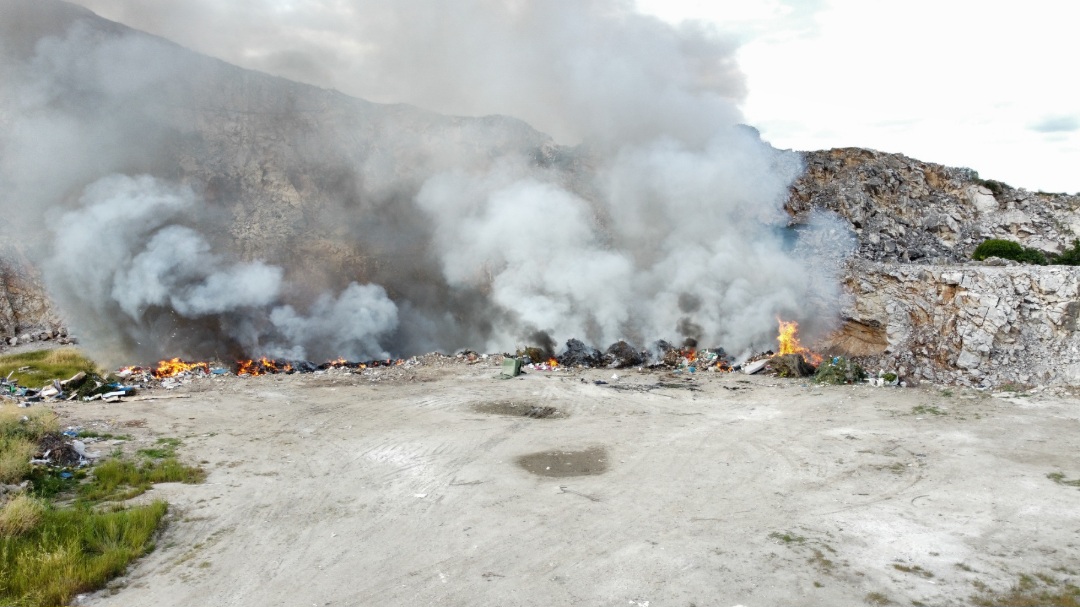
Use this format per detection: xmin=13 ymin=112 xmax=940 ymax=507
xmin=972 ymin=239 xmax=1024 ymax=261
xmin=971 ymin=239 xmax=1047 ymax=265
xmin=1052 ymin=239 xmax=1080 ymax=266
xmin=814 ymin=357 xmax=867 ymax=385
xmin=973 ymin=177 xmax=1009 ymax=196
xmin=1017 ymin=247 xmax=1048 ymax=265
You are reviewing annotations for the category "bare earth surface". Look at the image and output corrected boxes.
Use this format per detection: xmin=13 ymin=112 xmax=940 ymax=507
xmin=50 ymin=359 xmax=1080 ymax=607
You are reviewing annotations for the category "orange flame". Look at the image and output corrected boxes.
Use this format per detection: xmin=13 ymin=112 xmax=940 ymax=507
xmin=547 ymin=358 xmax=559 ymax=368
xmin=236 ymin=357 xmax=289 ymax=376
xmin=153 ymin=358 xmax=210 ymax=378
xmin=776 ymin=319 xmax=822 ymax=365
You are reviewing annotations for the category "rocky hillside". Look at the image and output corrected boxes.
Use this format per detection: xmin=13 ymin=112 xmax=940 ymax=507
xmin=0 ymin=246 xmax=62 ymax=347
xmin=788 ymin=148 xmax=1080 ymax=264
xmin=790 ymin=148 xmax=1080 ymax=387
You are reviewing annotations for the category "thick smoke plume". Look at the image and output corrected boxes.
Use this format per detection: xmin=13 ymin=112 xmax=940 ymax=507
xmin=0 ymin=0 xmax=853 ymax=365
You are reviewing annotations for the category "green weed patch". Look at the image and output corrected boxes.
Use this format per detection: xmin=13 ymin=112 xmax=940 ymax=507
xmin=0 ymin=348 xmax=98 ymax=389
xmin=0 ymin=500 xmax=167 ymax=607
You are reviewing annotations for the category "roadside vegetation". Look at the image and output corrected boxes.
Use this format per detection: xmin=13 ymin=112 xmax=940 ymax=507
xmin=0 ymin=350 xmax=204 ymax=607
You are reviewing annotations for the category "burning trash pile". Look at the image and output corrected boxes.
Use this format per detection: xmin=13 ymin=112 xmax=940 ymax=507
xmin=731 ymin=319 xmax=873 ymax=385
xmin=514 ymin=338 xmax=734 ymax=373
xmin=116 ymin=354 xmax=416 ymax=387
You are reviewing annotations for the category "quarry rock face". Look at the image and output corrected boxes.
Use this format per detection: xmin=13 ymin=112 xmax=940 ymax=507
xmin=0 ymin=246 xmax=62 ymax=341
xmin=788 ymin=148 xmax=1080 ymax=264
xmin=830 ymin=261 xmax=1080 ymax=387
xmin=790 ymin=148 xmax=1080 ymax=387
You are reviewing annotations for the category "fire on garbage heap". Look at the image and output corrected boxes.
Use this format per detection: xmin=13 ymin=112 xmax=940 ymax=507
xmin=121 ymin=318 xmax=820 ymax=385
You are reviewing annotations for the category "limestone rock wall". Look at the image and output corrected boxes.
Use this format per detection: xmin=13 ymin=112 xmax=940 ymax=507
xmin=0 ymin=246 xmax=62 ymax=344
xmin=830 ymin=260 xmax=1080 ymax=387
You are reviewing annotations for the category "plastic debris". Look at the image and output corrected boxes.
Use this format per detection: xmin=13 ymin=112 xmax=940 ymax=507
xmin=71 ymin=440 xmax=101 ymax=460
xmin=742 ymin=359 xmax=769 ymax=375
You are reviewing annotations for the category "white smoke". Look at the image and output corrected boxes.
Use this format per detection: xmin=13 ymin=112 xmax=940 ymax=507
xmin=0 ymin=0 xmax=855 ymax=363
xmin=414 ymin=127 xmax=841 ymax=352
xmin=66 ymin=0 xmax=744 ymax=147
xmin=267 ymin=283 xmax=399 ymax=361
xmin=42 ymin=174 xmax=397 ymax=363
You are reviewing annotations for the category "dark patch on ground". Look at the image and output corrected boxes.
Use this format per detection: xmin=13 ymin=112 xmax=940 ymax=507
xmin=516 ymin=446 xmax=609 ymax=477
xmin=472 ymin=401 xmax=564 ymax=419
xmin=604 ymin=379 xmax=700 ymax=393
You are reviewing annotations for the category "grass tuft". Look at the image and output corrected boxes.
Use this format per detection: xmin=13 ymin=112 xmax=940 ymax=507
xmin=865 ymin=591 xmax=892 ymax=605
xmin=0 ymin=436 xmax=36 ymax=484
xmin=1047 ymin=472 xmax=1080 ymax=488
xmin=0 ymin=494 xmax=46 ymax=536
xmin=892 ymin=563 xmax=934 ymax=578
xmin=768 ymin=531 xmax=806 ymax=544
xmin=1 ymin=402 xmax=199 ymax=606
xmin=971 ymin=571 xmax=1080 ymax=606
xmin=0 ymin=406 xmax=59 ymax=441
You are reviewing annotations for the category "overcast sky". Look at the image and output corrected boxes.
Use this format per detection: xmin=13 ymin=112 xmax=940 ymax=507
xmin=641 ymin=0 xmax=1080 ymax=193
xmin=70 ymin=0 xmax=1080 ymax=193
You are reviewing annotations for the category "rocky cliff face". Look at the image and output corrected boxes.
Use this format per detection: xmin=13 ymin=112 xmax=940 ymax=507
xmin=0 ymin=246 xmax=62 ymax=344
xmin=789 ymin=149 xmax=1080 ymax=387
xmin=788 ymin=148 xmax=1080 ymax=264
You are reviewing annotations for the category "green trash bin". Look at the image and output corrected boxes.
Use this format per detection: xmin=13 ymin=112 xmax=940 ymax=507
xmin=500 ymin=357 xmax=522 ymax=378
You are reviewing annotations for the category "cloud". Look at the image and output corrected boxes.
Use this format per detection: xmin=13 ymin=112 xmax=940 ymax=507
xmin=1030 ymin=115 xmax=1080 ymax=134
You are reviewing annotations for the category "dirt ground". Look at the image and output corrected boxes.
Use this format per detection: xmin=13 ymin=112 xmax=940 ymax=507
xmin=47 ymin=358 xmax=1080 ymax=606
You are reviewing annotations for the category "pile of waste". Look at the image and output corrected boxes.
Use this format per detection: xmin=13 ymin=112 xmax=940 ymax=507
xmin=0 ymin=370 xmax=135 ymax=406
xmin=511 ymin=338 xmax=735 ymax=373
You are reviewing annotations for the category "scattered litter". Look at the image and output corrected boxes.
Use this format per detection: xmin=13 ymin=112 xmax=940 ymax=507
xmin=71 ymin=440 xmax=101 ymax=460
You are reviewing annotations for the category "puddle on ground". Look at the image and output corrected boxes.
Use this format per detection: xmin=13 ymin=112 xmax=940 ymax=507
xmin=516 ymin=446 xmax=609 ymax=477
xmin=472 ymin=400 xmax=564 ymax=419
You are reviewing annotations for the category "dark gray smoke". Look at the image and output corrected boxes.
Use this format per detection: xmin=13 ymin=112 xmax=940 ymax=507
xmin=0 ymin=0 xmax=853 ymax=365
